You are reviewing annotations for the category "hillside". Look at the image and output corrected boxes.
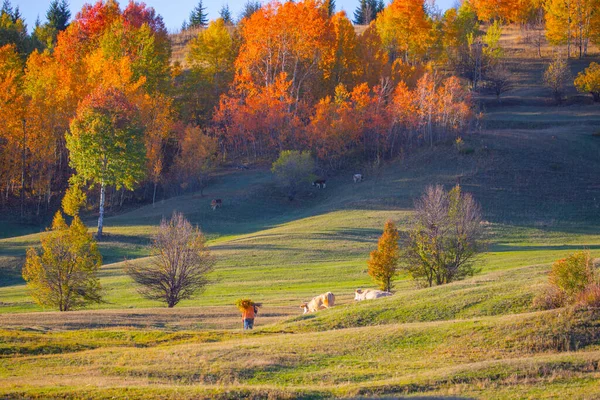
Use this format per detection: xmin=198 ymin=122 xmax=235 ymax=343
xmin=1 ymin=25 xmax=600 ymax=398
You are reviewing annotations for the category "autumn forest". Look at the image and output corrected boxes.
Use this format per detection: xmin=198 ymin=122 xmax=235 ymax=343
xmin=1 ymin=0 xmax=596 ymax=226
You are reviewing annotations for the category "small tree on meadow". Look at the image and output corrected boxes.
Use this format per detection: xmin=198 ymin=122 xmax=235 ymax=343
xmin=368 ymin=220 xmax=400 ymax=292
xmin=125 ymin=212 xmax=215 ymax=308
xmin=543 ymin=54 xmax=571 ymax=105
xmin=574 ymin=62 xmax=600 ymax=103
xmin=403 ymin=185 xmax=484 ymax=287
xmin=486 ymin=63 xmax=512 ymax=102
xmin=271 ymin=150 xmax=315 ymax=201
xmin=22 ymin=212 xmax=102 ymax=311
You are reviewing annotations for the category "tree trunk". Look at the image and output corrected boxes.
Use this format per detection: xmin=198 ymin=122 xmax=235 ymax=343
xmin=152 ymin=181 xmax=158 ymax=208
xmin=98 ymin=183 xmax=105 ymax=238
xmin=20 ymin=119 xmax=26 ymax=218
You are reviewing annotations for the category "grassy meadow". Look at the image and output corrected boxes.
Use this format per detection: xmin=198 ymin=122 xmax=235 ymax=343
xmin=1 ymin=27 xmax=600 ymax=399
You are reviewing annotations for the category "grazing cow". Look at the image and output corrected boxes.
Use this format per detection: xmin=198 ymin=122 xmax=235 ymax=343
xmin=353 ymin=173 xmax=363 ymax=183
xmin=354 ymin=289 xmax=392 ymax=301
xmin=211 ymin=199 xmax=222 ymax=210
xmin=300 ymin=292 xmax=335 ymax=314
xmin=312 ymin=179 xmax=326 ymax=189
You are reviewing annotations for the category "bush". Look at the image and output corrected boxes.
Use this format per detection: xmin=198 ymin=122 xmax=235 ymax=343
xmin=577 ymin=283 xmax=600 ymax=308
xmin=535 ymin=251 xmax=597 ymax=310
xmin=532 ymin=285 xmax=566 ymax=310
xmin=549 ymin=251 xmax=594 ymax=300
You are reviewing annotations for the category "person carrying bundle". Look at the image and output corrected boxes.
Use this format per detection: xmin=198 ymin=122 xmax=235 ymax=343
xmin=235 ymin=299 xmax=261 ymax=330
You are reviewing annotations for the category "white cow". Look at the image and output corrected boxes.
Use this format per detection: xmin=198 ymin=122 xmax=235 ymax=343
xmin=301 ymin=292 xmax=335 ymax=314
xmin=354 ymin=289 xmax=392 ymax=301
xmin=353 ymin=173 xmax=363 ymax=183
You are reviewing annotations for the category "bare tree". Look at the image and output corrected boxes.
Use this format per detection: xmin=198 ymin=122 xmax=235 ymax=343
xmin=125 ymin=212 xmax=215 ymax=307
xmin=486 ymin=63 xmax=512 ymax=102
xmin=403 ymin=185 xmax=484 ymax=287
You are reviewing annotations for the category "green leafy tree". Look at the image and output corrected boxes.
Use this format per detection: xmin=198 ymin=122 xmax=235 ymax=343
xmin=403 ymin=185 xmax=484 ymax=287
xmin=125 ymin=212 xmax=215 ymax=308
xmin=189 ymin=0 xmax=208 ymax=28
xmin=66 ymin=87 xmax=146 ymax=238
xmin=271 ymin=150 xmax=315 ymax=201
xmin=368 ymin=220 xmax=400 ymax=291
xmin=23 ymin=212 xmax=102 ymax=311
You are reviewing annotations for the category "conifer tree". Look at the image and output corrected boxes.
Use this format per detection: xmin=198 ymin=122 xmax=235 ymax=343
xmin=46 ymin=0 xmax=71 ymax=32
xmin=240 ymin=0 xmax=261 ymax=21
xmin=189 ymin=0 xmax=208 ymax=28
xmin=219 ymin=4 xmax=233 ymax=24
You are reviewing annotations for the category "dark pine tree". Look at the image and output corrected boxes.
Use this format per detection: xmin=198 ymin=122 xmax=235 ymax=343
xmin=239 ymin=0 xmax=261 ymax=21
xmin=1 ymin=0 xmax=13 ymax=17
xmin=46 ymin=0 xmax=71 ymax=31
xmin=189 ymin=0 xmax=208 ymax=27
xmin=325 ymin=0 xmax=335 ymax=17
xmin=219 ymin=4 xmax=233 ymax=24
xmin=353 ymin=0 xmax=383 ymax=24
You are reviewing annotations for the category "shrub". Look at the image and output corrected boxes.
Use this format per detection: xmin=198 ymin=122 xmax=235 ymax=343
xmin=577 ymin=283 xmax=600 ymax=308
xmin=535 ymin=251 xmax=598 ymax=310
xmin=549 ymin=251 xmax=594 ymax=300
xmin=532 ymin=284 xmax=566 ymax=310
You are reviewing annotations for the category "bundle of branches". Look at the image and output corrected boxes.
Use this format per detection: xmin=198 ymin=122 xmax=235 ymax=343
xmin=235 ymin=298 xmax=262 ymax=312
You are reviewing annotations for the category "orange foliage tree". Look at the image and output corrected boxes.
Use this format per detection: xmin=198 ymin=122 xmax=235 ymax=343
xmin=234 ymin=0 xmax=334 ymax=104
xmin=368 ymin=220 xmax=400 ymax=292
xmin=375 ymin=0 xmax=432 ymax=64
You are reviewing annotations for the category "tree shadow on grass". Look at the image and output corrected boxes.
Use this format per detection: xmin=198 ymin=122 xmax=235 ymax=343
xmin=489 ymin=243 xmax=600 ymax=253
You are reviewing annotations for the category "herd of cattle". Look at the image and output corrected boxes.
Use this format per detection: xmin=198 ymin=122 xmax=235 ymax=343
xmin=300 ymin=289 xmax=392 ymax=314
xmin=211 ymin=173 xmax=364 ymax=210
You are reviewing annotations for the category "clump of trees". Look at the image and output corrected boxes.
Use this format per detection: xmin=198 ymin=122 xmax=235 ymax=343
xmin=22 ymin=212 xmax=102 ymax=311
xmin=125 ymin=212 xmax=215 ymax=308
xmin=534 ymin=251 xmax=600 ymax=309
xmin=368 ymin=220 xmax=400 ymax=291
xmin=403 ymin=185 xmax=484 ymax=287
xmin=365 ymin=185 xmax=484 ymax=290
